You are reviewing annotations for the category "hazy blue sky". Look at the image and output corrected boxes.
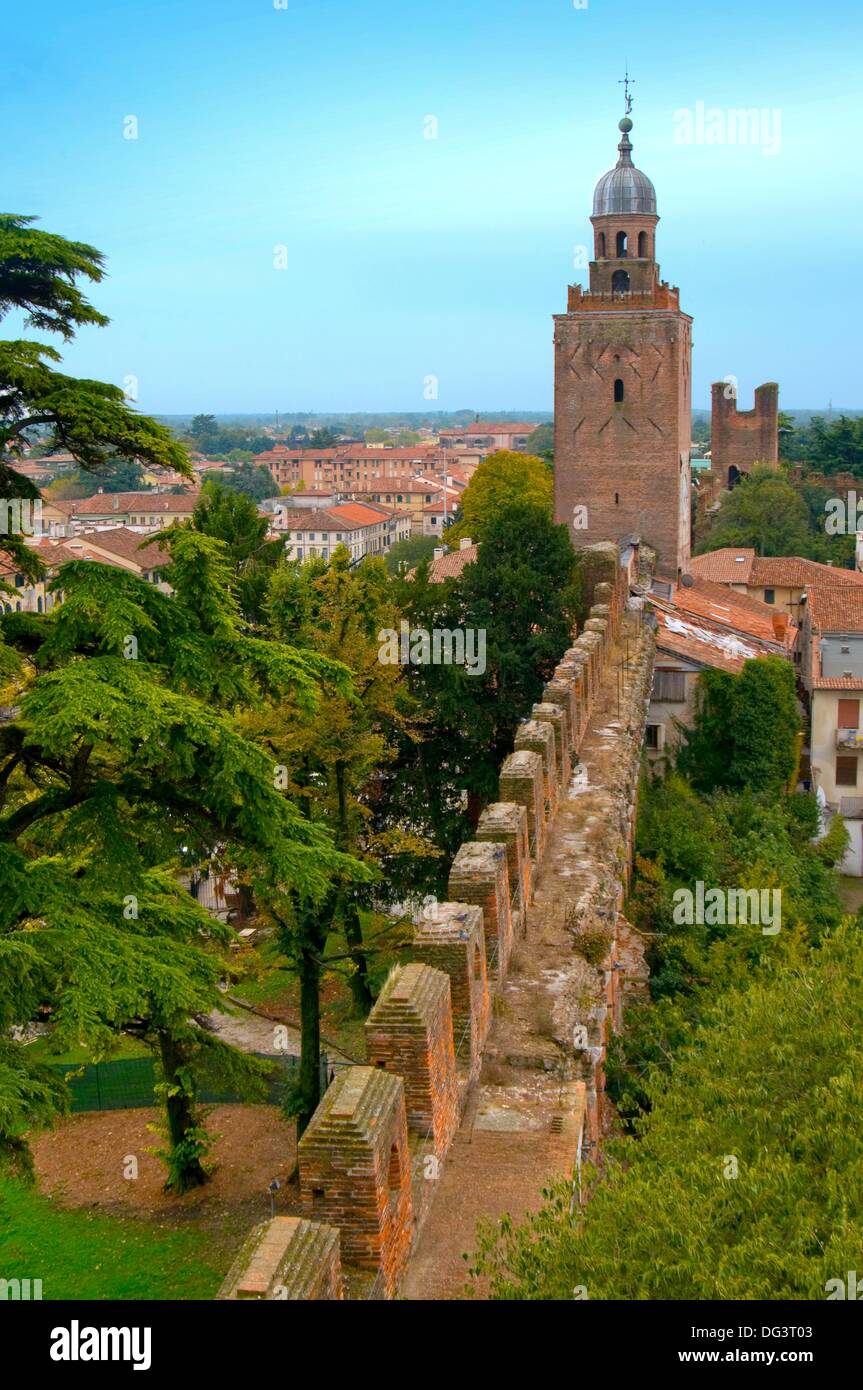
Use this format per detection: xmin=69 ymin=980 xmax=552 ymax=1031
xmin=5 ymin=0 xmax=860 ymax=414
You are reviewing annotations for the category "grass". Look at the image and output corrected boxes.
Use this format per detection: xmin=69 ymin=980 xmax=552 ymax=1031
xmin=839 ymin=875 xmax=863 ymax=916
xmin=0 ymin=1178 xmax=226 ymax=1300
xmin=25 ymin=1036 xmax=151 ymax=1066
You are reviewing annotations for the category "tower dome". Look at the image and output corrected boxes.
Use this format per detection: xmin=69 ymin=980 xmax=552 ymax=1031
xmin=592 ymin=117 xmax=657 ymax=217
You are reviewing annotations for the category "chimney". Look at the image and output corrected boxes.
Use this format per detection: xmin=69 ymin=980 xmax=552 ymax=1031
xmin=459 ymin=537 xmax=473 ymax=550
xmin=772 ymin=612 xmax=789 ymax=641
xmin=112 ymin=496 xmax=119 ymax=510
xmin=433 ymin=547 xmax=444 ymax=560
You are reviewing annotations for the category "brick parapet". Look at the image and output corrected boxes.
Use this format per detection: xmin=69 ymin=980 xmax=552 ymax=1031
xmin=475 ymin=801 xmax=532 ymax=935
xmin=365 ymin=963 xmax=459 ymax=1157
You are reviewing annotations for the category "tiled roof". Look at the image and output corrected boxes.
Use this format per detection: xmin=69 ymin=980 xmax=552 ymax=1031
xmin=429 ymin=544 xmax=478 ymax=581
xmin=813 ymin=677 xmax=863 ymax=690
xmin=34 ymin=529 xmax=169 ymax=572
xmin=690 ymin=548 xmax=863 ymax=592
xmin=279 ymin=501 xmax=398 ymax=533
xmin=654 ymin=608 xmax=766 ymax=674
xmin=73 ymin=491 xmax=199 ymax=515
xmin=751 ymin=556 xmax=863 ymax=589
xmin=674 ymin=576 xmax=794 ymax=646
xmin=687 ymin=548 xmax=756 ymax=583
xmin=38 ymin=496 xmax=82 ymax=515
xmin=328 ymin=501 xmax=396 ymax=525
xmin=74 ymin=528 xmax=169 ymax=569
xmin=804 ymin=586 xmax=863 ymax=633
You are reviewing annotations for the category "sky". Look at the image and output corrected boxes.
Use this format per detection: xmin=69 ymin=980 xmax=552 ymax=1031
xmin=4 ymin=0 xmax=861 ymax=415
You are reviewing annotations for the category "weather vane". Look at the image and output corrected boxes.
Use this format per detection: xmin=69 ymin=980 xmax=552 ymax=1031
xmin=618 ymin=64 xmax=634 ymax=115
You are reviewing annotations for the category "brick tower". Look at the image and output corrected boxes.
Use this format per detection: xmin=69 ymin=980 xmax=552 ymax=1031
xmin=554 ymin=109 xmax=693 ymax=578
xmin=710 ymin=381 xmax=779 ymax=487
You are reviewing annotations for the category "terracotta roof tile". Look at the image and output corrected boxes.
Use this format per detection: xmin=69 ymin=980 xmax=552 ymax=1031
xmin=654 ymin=608 xmax=767 ymax=674
xmin=674 ymin=576 xmax=795 ymax=646
xmin=804 ymin=586 xmax=863 ymax=632
xmin=72 ymin=491 xmax=199 ymax=515
xmin=429 ymin=544 xmax=478 ymax=581
xmin=687 ymin=548 xmax=756 ymax=584
xmin=751 ymin=556 xmax=863 ymax=589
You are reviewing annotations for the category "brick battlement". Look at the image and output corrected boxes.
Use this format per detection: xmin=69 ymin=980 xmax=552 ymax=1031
xmin=565 ymin=282 xmax=682 ymax=313
xmin=225 ymin=550 xmax=643 ymax=1302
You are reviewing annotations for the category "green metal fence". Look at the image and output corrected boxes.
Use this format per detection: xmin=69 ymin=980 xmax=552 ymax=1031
xmin=48 ymin=1051 xmax=330 ymax=1113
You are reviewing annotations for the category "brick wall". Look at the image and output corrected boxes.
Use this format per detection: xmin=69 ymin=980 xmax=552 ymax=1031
xmin=365 ymin=963 xmax=459 ymax=1157
xmin=412 ymin=902 xmax=489 ymax=1076
xmin=297 ymin=1066 xmax=413 ymax=1297
xmin=234 ymin=549 xmax=644 ymax=1301
xmin=218 ymin=1217 xmax=343 ymax=1300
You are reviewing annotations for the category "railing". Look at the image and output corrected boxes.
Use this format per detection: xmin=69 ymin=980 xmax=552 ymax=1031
xmin=48 ymin=1051 xmax=330 ymax=1113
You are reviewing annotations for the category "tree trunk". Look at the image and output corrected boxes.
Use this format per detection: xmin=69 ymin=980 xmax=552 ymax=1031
xmin=334 ymin=760 xmax=373 ymax=1013
xmin=158 ymin=1031 xmax=208 ymax=1194
xmin=296 ymin=942 xmax=323 ymax=1139
xmin=341 ymin=894 xmax=373 ymax=1013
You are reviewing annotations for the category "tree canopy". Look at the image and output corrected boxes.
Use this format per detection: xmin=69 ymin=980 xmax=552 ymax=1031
xmin=443 ymin=450 xmax=553 ymax=545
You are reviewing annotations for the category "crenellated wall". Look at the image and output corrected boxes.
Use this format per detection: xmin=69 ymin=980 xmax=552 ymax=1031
xmin=223 ymin=541 xmax=653 ymax=1300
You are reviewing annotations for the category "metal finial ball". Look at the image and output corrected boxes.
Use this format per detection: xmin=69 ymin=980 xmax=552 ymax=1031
xmin=619 ymin=116 xmax=633 ymax=133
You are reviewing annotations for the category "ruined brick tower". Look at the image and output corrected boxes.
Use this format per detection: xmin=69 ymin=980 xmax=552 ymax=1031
xmin=710 ymin=381 xmax=779 ymax=486
xmin=554 ymin=110 xmax=692 ymax=578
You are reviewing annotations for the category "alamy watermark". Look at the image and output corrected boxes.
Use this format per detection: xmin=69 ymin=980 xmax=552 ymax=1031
xmin=378 ymin=622 xmax=486 ymax=675
xmin=824 ymin=491 xmax=863 ymax=536
xmin=825 ymin=1271 xmax=863 ymax=1300
xmin=0 ymin=1277 xmax=42 ymax=1300
xmin=672 ymin=881 xmax=781 ymax=935
xmin=673 ymin=102 xmax=782 ymax=157
xmin=0 ymin=498 xmax=42 ymax=536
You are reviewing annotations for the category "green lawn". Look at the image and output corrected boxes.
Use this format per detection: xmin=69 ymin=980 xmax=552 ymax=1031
xmin=0 ymin=1179 xmax=226 ymax=1300
xmin=839 ymin=875 xmax=863 ymax=916
xmin=25 ymin=1035 xmax=151 ymax=1066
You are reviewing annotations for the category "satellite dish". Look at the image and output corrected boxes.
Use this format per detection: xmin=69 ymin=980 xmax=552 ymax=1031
xmin=680 ymin=573 xmax=695 ymax=587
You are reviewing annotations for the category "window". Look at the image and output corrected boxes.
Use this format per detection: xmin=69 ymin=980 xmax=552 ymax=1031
xmin=612 ymin=269 xmax=630 ymax=294
xmin=616 ymin=230 xmax=628 ymax=257
xmin=645 ymin=723 xmax=662 ymax=750
xmin=838 ymin=698 xmax=860 ymax=729
xmin=654 ymin=670 xmax=687 ymax=702
xmin=598 ymin=231 xmax=606 ymax=256
xmin=836 ymin=756 xmax=858 ymax=787
xmin=638 ymin=230 xmax=648 ymax=257
xmin=763 ymin=588 xmax=776 ymax=605
xmin=613 ymin=378 xmax=624 ymax=403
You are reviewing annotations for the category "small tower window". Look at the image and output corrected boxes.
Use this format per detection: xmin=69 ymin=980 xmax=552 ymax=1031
xmin=638 ymin=231 xmax=648 ymax=257
xmin=612 ymin=269 xmax=630 ymax=295
xmin=598 ymin=231 xmax=606 ymax=257
xmin=616 ymin=231 xmax=628 ymax=257
xmin=614 ymin=378 xmax=624 ymax=403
